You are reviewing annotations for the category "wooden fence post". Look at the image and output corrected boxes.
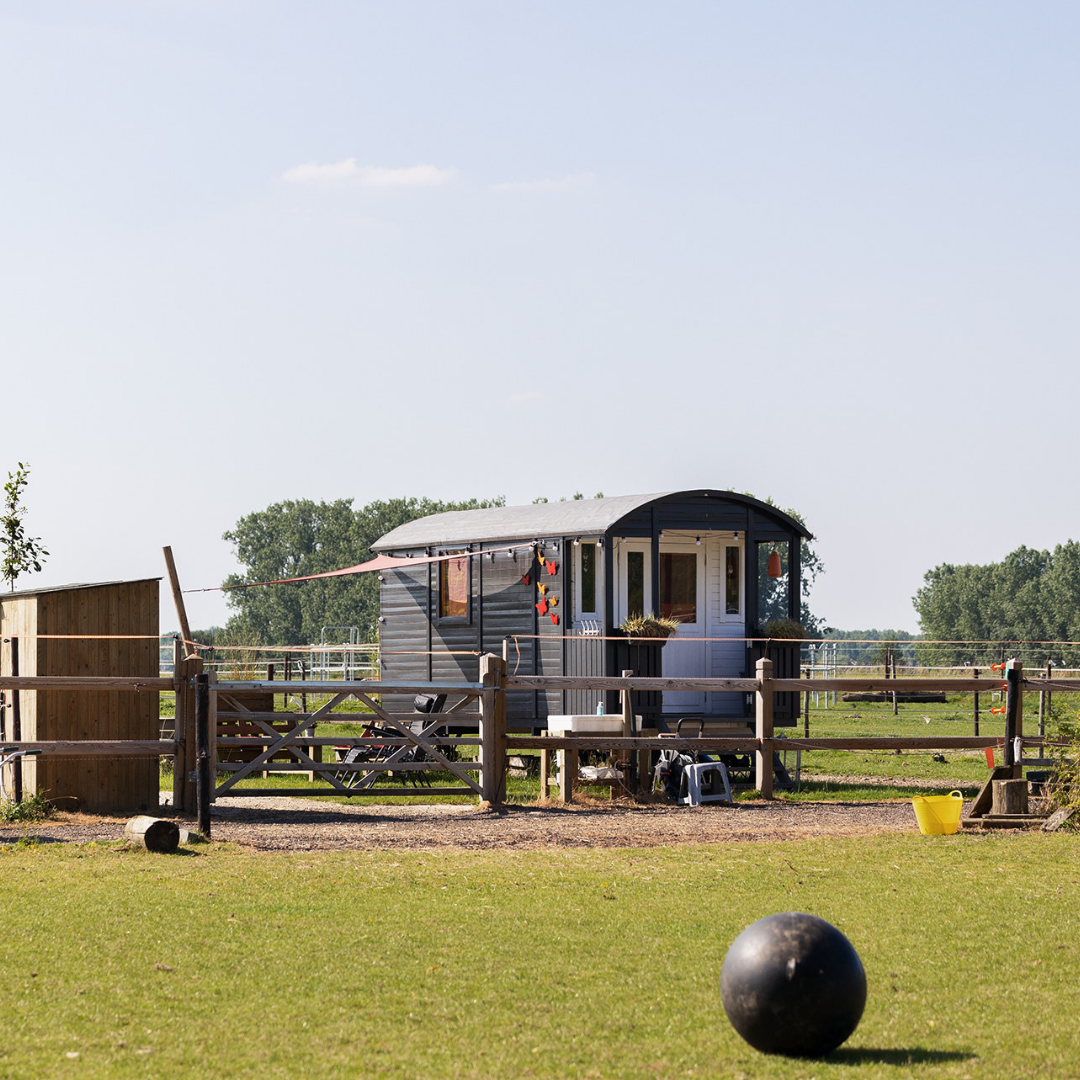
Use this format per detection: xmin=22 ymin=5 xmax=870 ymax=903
xmin=620 ymin=669 xmax=636 ymax=797
xmin=10 ymin=636 xmax=22 ymax=802
xmin=1039 ymin=660 xmax=1051 ymax=738
xmin=1004 ymin=658 xmax=1023 ymax=778
xmin=479 ymin=654 xmax=507 ymax=805
xmin=803 ymin=666 xmax=810 ymax=738
xmin=755 ymin=656 xmax=774 ymax=798
xmin=195 ymin=672 xmax=211 ymax=837
xmin=973 ymin=667 xmax=980 ymax=736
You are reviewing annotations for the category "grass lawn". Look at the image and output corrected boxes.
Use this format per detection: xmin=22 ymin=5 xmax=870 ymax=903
xmin=1 ymin=832 xmax=1077 ymax=1079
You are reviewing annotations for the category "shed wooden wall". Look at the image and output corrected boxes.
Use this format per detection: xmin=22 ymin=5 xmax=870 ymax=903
xmin=0 ymin=596 xmax=38 ymax=797
xmin=0 ymin=580 xmax=159 ymax=813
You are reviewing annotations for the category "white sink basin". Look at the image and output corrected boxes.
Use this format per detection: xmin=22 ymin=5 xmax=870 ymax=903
xmin=546 ymin=714 xmax=626 ymax=734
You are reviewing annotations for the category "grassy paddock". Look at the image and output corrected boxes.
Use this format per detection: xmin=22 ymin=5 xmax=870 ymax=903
xmin=0 ymin=834 xmax=1077 ymax=1079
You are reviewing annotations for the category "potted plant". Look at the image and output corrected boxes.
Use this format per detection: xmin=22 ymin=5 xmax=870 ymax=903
xmin=618 ymin=613 xmax=681 ymax=641
xmin=752 ymin=619 xmax=807 ymax=722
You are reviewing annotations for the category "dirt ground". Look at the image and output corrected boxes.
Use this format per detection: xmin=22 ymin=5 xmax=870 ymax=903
xmin=0 ymin=795 xmax=923 ymax=851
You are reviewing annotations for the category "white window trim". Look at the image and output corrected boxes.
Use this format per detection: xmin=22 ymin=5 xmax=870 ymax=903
xmin=573 ymin=538 xmax=602 ymax=623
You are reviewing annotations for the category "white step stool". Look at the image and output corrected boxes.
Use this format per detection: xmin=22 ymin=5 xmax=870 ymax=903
xmin=678 ymin=761 xmax=733 ymax=806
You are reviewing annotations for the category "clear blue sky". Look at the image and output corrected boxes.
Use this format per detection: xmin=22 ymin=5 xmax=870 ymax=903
xmin=3 ymin=2 xmax=1079 ymax=635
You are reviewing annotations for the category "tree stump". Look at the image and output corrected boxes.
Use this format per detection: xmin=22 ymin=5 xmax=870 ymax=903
xmin=991 ymin=779 xmax=1029 ymax=817
xmin=124 ymin=816 xmax=180 ymax=853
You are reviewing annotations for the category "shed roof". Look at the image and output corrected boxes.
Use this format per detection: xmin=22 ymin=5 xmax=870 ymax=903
xmin=0 ymin=578 xmax=161 ymax=601
xmin=373 ymin=491 xmax=810 ymax=551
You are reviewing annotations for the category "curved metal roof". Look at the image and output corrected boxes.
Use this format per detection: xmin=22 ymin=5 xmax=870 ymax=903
xmin=373 ymin=490 xmax=810 ymax=551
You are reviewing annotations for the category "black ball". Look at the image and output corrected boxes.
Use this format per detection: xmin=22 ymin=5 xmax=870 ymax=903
xmin=720 ymin=913 xmax=867 ymax=1058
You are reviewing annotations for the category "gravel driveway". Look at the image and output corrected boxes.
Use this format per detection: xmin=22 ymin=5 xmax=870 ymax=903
xmin=0 ymin=795 xmax=921 ymax=851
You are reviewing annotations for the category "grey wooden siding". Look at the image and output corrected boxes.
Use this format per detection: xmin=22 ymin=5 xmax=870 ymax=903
xmin=564 ymin=630 xmax=603 ymax=715
xmin=478 ymin=545 xmax=535 ymax=726
xmin=379 ymin=562 xmax=434 ymax=716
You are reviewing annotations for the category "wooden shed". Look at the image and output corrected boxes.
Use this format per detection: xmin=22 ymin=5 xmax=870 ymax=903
xmin=0 ymin=579 xmax=160 ymax=813
xmin=372 ymin=491 xmax=811 ymax=729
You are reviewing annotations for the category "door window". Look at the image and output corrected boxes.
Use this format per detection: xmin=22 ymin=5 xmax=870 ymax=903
xmin=626 ymin=550 xmax=645 ymax=617
xmin=725 ymin=546 xmax=741 ymax=616
xmin=579 ymin=542 xmax=597 ymax=615
xmin=660 ymin=552 xmax=697 ymax=623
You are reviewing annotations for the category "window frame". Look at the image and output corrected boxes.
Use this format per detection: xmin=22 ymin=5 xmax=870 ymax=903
xmin=720 ymin=541 xmax=744 ymax=622
xmin=437 ymin=549 xmax=471 ymax=624
xmin=574 ymin=539 xmax=601 ymax=621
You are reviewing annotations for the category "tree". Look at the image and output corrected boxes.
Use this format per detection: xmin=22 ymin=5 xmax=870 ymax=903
xmin=2 ymin=463 xmax=48 ymax=591
xmin=913 ymin=542 xmax=1080 ymax=665
xmin=223 ymin=495 xmax=504 ymax=644
xmin=746 ymin=499 xmax=827 ymax=634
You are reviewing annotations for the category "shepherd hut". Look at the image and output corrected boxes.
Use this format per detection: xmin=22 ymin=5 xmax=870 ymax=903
xmin=373 ymin=491 xmax=810 ymax=728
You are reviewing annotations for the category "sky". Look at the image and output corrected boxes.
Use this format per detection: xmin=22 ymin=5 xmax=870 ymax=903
xmin=2 ymin=1 xmax=1079 ymax=636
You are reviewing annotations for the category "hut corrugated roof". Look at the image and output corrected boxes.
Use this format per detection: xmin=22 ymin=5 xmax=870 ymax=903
xmin=373 ymin=491 xmax=810 ymax=551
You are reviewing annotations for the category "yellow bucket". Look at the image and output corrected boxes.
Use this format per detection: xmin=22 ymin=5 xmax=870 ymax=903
xmin=912 ymin=790 xmax=964 ymax=835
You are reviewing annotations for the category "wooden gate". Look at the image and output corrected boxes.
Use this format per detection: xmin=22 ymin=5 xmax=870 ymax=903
xmin=208 ymin=665 xmax=506 ymax=801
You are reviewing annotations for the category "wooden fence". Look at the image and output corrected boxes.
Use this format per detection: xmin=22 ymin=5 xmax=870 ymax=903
xmin=2 ymin=653 xmax=1068 ymax=841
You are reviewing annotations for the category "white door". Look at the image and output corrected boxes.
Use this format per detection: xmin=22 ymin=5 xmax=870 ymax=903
xmin=659 ymin=541 xmax=707 ymax=713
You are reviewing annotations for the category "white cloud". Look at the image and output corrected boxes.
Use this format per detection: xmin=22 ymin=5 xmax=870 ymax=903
xmin=282 ymin=159 xmax=457 ymax=187
xmin=508 ymin=390 xmax=545 ymax=404
xmin=490 ymin=172 xmax=597 ymax=194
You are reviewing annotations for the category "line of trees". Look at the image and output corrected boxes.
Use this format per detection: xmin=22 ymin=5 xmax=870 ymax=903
xmin=913 ymin=542 xmax=1080 ymax=665
xmin=218 ymin=495 xmax=504 ymax=645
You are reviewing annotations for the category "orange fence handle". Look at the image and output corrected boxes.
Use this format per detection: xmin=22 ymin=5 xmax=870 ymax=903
xmin=990 ymin=706 xmax=1006 ymax=715
xmin=990 ymin=662 xmax=1006 ymax=672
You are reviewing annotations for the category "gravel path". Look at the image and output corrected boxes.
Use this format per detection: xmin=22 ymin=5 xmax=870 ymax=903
xmin=0 ymin=795 xmax=922 ymax=851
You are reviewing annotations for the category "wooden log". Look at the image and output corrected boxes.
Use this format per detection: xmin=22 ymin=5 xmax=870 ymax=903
xmin=124 ymin=816 xmax=180 ymax=853
xmin=966 ymin=766 xmax=1017 ymax=819
xmin=991 ymin=779 xmax=1029 ymax=817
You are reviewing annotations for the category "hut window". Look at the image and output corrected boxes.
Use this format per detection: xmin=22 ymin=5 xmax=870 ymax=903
xmin=725 ymin=546 xmax=741 ymax=615
xmin=659 ymin=552 xmax=697 ymax=623
xmin=580 ymin=543 xmax=597 ymax=615
xmin=439 ymin=553 xmax=469 ymax=620
xmin=627 ymin=551 xmax=645 ymax=618
xmin=756 ymin=540 xmax=790 ymax=625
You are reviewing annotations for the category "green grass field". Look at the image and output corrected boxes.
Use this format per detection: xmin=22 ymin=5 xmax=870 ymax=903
xmin=0 ymin=833 xmax=1076 ymax=1079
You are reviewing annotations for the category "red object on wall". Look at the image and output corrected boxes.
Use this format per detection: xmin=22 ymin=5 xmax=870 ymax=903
xmin=550 ymin=612 xmax=559 ymax=625
xmin=536 ymin=599 xmax=548 ymax=616
xmin=767 ymin=549 xmax=783 ymax=579
xmin=546 ymin=560 xmax=557 ymax=575
xmin=521 ymin=573 xmax=530 ymax=586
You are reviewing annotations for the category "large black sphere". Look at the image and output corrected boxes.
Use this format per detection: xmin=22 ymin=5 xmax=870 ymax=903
xmin=720 ymin=913 xmax=866 ymax=1058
